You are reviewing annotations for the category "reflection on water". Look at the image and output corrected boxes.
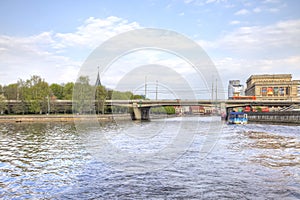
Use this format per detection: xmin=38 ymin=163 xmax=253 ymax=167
xmin=0 ymin=117 xmax=299 ymax=199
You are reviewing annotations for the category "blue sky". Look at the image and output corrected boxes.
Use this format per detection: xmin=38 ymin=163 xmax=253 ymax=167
xmin=0 ymin=0 xmax=300 ymax=97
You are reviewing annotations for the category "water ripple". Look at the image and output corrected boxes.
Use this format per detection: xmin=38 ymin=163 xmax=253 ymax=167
xmin=0 ymin=119 xmax=299 ymax=199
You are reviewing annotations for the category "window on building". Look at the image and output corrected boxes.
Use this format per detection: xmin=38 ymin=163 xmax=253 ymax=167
xmin=286 ymin=87 xmax=290 ymax=95
xmin=262 ymin=87 xmax=267 ymax=96
xmin=279 ymin=87 xmax=285 ymax=96
xmin=267 ymin=87 xmax=273 ymax=96
xmin=274 ymin=87 xmax=279 ymax=96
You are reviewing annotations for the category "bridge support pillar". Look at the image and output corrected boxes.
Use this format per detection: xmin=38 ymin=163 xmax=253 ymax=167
xmin=220 ymin=102 xmax=227 ymax=120
xmin=220 ymin=102 xmax=226 ymax=114
xmin=130 ymin=103 xmax=150 ymax=120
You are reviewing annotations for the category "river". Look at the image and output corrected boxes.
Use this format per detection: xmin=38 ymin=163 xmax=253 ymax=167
xmin=0 ymin=116 xmax=299 ymax=199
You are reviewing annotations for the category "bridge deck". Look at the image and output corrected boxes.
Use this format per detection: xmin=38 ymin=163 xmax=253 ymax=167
xmin=105 ymin=99 xmax=300 ymax=107
xmin=5 ymin=99 xmax=300 ymax=108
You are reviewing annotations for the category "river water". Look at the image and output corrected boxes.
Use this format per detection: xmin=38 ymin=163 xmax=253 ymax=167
xmin=0 ymin=116 xmax=299 ymax=199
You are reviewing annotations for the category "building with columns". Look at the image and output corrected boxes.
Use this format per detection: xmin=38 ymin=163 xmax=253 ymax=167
xmin=245 ymin=74 xmax=300 ymax=100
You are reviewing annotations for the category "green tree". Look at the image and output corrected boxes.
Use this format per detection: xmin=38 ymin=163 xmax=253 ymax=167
xmin=0 ymin=85 xmax=3 ymax=95
xmin=0 ymin=94 xmax=7 ymax=114
xmin=109 ymin=91 xmax=135 ymax=114
xmin=50 ymin=83 xmax=64 ymax=99
xmin=112 ymin=91 xmax=133 ymax=100
xmin=3 ymin=83 xmax=19 ymax=100
xmin=63 ymin=82 xmax=74 ymax=100
xmin=164 ymin=106 xmax=175 ymax=115
xmin=19 ymin=75 xmax=50 ymax=114
xmin=73 ymin=76 xmax=93 ymax=114
xmin=95 ymin=85 xmax=107 ymax=114
xmin=130 ymin=94 xmax=145 ymax=100
xmin=151 ymin=107 xmax=165 ymax=114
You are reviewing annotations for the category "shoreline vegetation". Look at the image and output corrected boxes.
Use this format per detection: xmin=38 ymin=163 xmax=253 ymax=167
xmin=0 ymin=114 xmax=131 ymax=123
xmin=0 ymin=75 xmax=152 ymax=115
xmin=0 ymin=113 xmax=178 ymax=123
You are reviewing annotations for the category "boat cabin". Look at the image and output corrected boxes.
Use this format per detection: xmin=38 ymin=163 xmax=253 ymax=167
xmin=228 ymin=112 xmax=248 ymax=124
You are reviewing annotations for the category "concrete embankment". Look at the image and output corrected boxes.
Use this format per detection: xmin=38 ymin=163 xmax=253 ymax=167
xmin=247 ymin=111 xmax=300 ymax=124
xmin=0 ymin=114 xmax=131 ymax=123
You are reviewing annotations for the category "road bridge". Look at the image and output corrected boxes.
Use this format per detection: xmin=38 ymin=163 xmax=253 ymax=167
xmin=4 ymin=99 xmax=300 ymax=120
xmin=106 ymin=99 xmax=300 ymax=120
xmin=106 ymin=99 xmax=300 ymax=106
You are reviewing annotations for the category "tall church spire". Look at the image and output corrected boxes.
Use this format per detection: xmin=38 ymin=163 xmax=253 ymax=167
xmin=95 ymin=66 xmax=102 ymax=86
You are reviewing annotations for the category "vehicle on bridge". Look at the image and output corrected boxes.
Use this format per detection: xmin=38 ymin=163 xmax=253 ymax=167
xmin=244 ymin=106 xmax=270 ymax=112
xmin=228 ymin=112 xmax=248 ymax=124
xmin=232 ymin=96 xmax=256 ymax=100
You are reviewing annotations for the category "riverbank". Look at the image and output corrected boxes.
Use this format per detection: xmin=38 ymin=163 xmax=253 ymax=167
xmin=0 ymin=113 xmax=180 ymax=123
xmin=3 ymin=113 xmax=299 ymax=124
xmin=248 ymin=111 xmax=300 ymax=124
xmin=0 ymin=114 xmax=132 ymax=123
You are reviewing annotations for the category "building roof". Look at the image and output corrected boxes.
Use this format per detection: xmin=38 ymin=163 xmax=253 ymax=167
xmin=246 ymin=74 xmax=292 ymax=83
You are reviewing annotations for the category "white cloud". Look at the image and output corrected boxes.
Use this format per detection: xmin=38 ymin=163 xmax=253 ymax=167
xmin=213 ymin=19 xmax=300 ymax=57
xmin=229 ymin=20 xmax=241 ymax=25
xmin=268 ymin=7 xmax=279 ymax=13
xmin=263 ymin=0 xmax=281 ymax=4
xmin=0 ymin=16 xmax=142 ymax=85
xmin=234 ymin=9 xmax=250 ymax=15
xmin=252 ymin=4 xmax=284 ymax=14
xmin=55 ymin=16 xmax=141 ymax=49
xmin=0 ymin=33 xmax=81 ymax=84
xmin=166 ymin=3 xmax=172 ymax=9
xmin=99 ymin=49 xmax=210 ymax=99
xmin=184 ymin=0 xmax=233 ymax=7
xmin=184 ymin=0 xmax=194 ymax=4
xmin=205 ymin=0 xmax=227 ymax=4
xmin=253 ymin=7 xmax=262 ymax=13
xmin=199 ymin=19 xmax=300 ymax=87
xmin=214 ymin=55 xmax=300 ymax=86
xmin=1 ymin=14 xmax=299 ymax=99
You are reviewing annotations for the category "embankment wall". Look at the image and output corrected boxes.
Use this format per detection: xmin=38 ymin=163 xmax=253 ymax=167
xmin=247 ymin=111 xmax=300 ymax=124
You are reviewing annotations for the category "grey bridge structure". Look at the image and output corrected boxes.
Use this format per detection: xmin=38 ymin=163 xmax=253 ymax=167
xmin=106 ymin=99 xmax=300 ymax=120
xmin=5 ymin=99 xmax=300 ymax=120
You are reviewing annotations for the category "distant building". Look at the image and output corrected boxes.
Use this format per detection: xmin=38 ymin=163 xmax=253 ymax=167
xmin=174 ymin=106 xmax=190 ymax=115
xmin=228 ymin=80 xmax=245 ymax=99
xmin=174 ymin=106 xmax=212 ymax=115
xmin=189 ymin=106 xmax=205 ymax=114
xmin=245 ymin=74 xmax=300 ymax=100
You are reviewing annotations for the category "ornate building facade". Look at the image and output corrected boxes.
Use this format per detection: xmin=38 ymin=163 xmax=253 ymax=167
xmin=245 ymin=74 xmax=300 ymax=100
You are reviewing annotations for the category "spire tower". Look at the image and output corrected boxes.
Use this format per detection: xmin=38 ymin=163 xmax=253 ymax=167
xmin=95 ymin=66 xmax=102 ymax=86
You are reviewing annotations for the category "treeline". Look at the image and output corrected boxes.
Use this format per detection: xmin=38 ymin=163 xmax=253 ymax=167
xmin=0 ymin=75 xmax=176 ymax=115
xmin=0 ymin=75 xmax=74 ymax=101
xmin=0 ymin=75 xmax=144 ymax=115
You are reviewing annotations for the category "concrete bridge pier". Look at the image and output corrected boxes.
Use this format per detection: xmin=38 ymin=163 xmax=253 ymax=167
xmin=220 ymin=102 xmax=226 ymax=114
xmin=130 ymin=103 xmax=151 ymax=120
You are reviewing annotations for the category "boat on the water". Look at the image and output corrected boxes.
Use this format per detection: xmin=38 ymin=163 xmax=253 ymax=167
xmin=228 ymin=112 xmax=248 ymax=124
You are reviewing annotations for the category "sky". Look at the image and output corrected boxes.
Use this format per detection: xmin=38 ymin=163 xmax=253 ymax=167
xmin=0 ymin=0 xmax=300 ymax=98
